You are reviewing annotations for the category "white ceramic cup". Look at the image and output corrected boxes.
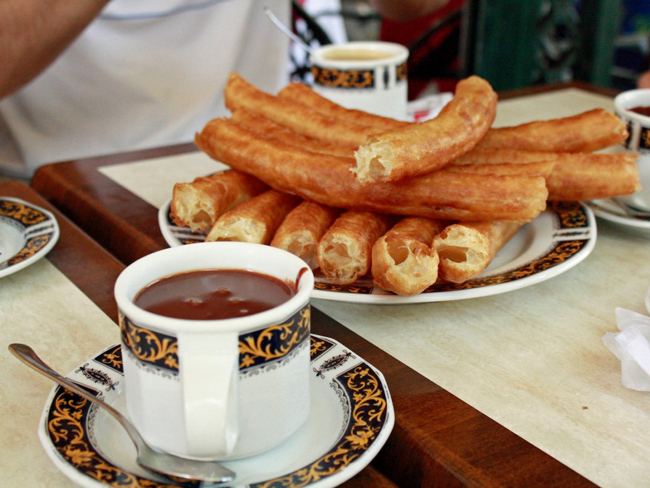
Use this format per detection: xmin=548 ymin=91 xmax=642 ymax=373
xmin=613 ymin=89 xmax=650 ymax=210
xmin=114 ymin=242 xmax=314 ymax=460
xmin=311 ymin=41 xmax=409 ymax=120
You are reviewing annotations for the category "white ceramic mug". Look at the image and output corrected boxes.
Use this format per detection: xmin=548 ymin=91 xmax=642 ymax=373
xmin=614 ymin=89 xmax=650 ymax=210
xmin=114 ymin=242 xmax=314 ymax=460
xmin=311 ymin=41 xmax=409 ymax=120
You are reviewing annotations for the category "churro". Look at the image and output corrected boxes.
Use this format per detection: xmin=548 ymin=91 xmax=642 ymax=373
xmin=271 ymin=200 xmax=340 ymax=269
xmin=170 ymin=170 xmax=268 ymax=233
xmin=372 ymin=217 xmax=449 ymax=295
xmin=195 ymin=118 xmax=547 ymax=222
xmin=206 ymin=189 xmax=300 ymax=244
xmin=224 ymin=73 xmax=382 ymax=148
xmin=317 ymin=211 xmax=393 ymax=285
xmin=434 ymin=221 xmax=523 ymax=283
xmin=479 ymin=109 xmax=628 ymax=153
xmin=353 ymin=76 xmax=497 ymax=183
xmin=545 ymin=153 xmax=640 ymax=201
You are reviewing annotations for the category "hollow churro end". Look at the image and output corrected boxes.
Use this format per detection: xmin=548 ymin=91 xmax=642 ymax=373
xmin=272 ymin=229 xmax=319 ymax=270
xmin=318 ymin=236 xmax=364 ymax=284
xmin=372 ymin=235 xmax=440 ymax=296
xmin=206 ymin=217 xmax=266 ymax=243
xmin=433 ymin=226 xmax=490 ymax=283
xmin=353 ymin=139 xmax=394 ymax=184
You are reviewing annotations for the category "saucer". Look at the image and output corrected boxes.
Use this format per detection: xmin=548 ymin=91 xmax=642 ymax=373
xmin=39 ymin=335 xmax=394 ymax=487
xmin=587 ymin=199 xmax=650 ymax=238
xmin=0 ymin=197 xmax=60 ymax=278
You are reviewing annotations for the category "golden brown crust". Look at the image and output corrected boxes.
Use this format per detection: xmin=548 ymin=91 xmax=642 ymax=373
xmin=231 ymin=108 xmax=353 ymax=159
xmin=545 ymin=153 xmax=640 ymax=201
xmin=270 ymin=200 xmax=340 ymax=269
xmin=317 ymin=211 xmax=393 ymax=284
xmin=170 ymin=170 xmax=268 ymax=233
xmin=195 ymin=118 xmax=548 ymax=222
xmin=478 ymin=109 xmax=628 ymax=153
xmin=353 ymin=76 xmax=498 ymax=183
xmin=444 ymin=161 xmax=555 ymax=178
xmin=452 ymin=147 xmax=561 ymax=166
xmin=206 ymin=189 xmax=300 ymax=244
xmin=433 ymin=221 xmax=522 ymax=283
xmin=224 ymin=73 xmax=383 ymax=148
xmin=278 ymin=82 xmax=408 ymax=132
xmin=371 ymin=217 xmax=449 ymax=295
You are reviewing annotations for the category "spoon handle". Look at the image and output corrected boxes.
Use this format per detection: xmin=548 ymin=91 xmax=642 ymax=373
xmin=9 ymin=343 xmax=144 ymax=448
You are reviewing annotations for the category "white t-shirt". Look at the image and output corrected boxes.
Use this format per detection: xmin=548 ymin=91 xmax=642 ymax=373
xmin=0 ymin=0 xmax=290 ymax=177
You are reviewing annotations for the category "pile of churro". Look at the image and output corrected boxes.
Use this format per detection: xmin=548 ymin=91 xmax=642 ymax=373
xmin=170 ymin=73 xmax=639 ymax=296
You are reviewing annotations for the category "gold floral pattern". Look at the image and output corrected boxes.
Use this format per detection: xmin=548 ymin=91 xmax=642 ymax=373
xmin=47 ymin=387 xmax=179 ymax=488
xmin=119 ymin=313 xmax=179 ymax=373
xmin=0 ymin=234 xmax=53 ymax=270
xmin=239 ymin=306 xmax=310 ymax=371
xmin=640 ymin=126 xmax=650 ymax=151
xmin=119 ymin=305 xmax=310 ymax=374
xmin=0 ymin=199 xmax=48 ymax=226
xmin=311 ymin=66 xmax=375 ymax=89
xmin=396 ymin=61 xmax=407 ymax=81
xmin=251 ymin=363 xmax=388 ymax=488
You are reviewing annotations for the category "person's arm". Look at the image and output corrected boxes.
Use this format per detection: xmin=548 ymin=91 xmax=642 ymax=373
xmin=369 ymin=0 xmax=451 ymax=22
xmin=0 ymin=0 xmax=109 ymax=99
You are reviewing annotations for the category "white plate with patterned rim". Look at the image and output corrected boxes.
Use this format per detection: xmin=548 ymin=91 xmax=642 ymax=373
xmin=159 ymin=199 xmax=597 ymax=304
xmin=587 ymin=198 xmax=650 ymax=238
xmin=39 ymin=334 xmax=394 ymax=488
xmin=0 ymin=197 xmax=60 ymax=278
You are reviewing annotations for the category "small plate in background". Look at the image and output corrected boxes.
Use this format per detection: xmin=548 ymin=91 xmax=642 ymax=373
xmin=0 ymin=197 xmax=60 ymax=278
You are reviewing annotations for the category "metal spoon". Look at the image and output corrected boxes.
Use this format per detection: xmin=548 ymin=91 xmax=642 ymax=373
xmin=263 ymin=6 xmax=314 ymax=54
xmin=612 ymin=198 xmax=650 ymax=220
xmin=9 ymin=343 xmax=236 ymax=485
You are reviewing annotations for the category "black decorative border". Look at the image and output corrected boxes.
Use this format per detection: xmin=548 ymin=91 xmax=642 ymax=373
xmin=119 ymin=305 xmax=310 ymax=374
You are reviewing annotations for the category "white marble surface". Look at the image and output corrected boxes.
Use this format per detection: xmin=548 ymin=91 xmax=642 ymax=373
xmin=6 ymin=89 xmax=650 ymax=487
xmin=0 ymin=259 xmax=119 ymax=487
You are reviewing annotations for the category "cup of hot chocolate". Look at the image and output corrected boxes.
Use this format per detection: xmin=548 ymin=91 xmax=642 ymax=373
xmin=114 ymin=242 xmax=314 ymax=460
xmin=614 ymin=89 xmax=650 ymax=210
xmin=310 ymin=41 xmax=410 ymax=120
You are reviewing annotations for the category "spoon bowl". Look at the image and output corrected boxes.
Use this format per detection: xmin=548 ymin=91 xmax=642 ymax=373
xmin=9 ymin=343 xmax=236 ymax=485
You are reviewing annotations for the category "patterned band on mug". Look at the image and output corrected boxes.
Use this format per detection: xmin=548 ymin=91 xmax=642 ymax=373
xmin=118 ymin=305 xmax=311 ymax=375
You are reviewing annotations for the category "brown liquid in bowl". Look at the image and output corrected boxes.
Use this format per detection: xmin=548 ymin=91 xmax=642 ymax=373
xmin=134 ymin=269 xmax=296 ymax=320
xmin=630 ymin=105 xmax=650 ymax=117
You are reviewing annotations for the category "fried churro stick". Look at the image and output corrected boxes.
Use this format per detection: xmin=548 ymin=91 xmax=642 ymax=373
xmin=353 ymin=76 xmax=497 ymax=184
xmin=206 ymin=189 xmax=300 ymax=244
xmin=444 ymin=161 xmax=555 ymax=178
xmin=545 ymin=153 xmax=640 ymax=201
xmin=452 ymin=147 xmax=560 ymax=166
xmin=231 ymin=108 xmax=353 ymax=158
xmin=271 ymin=200 xmax=340 ymax=269
xmin=195 ymin=118 xmax=548 ymax=222
xmin=479 ymin=109 xmax=628 ymax=153
xmin=372 ymin=217 xmax=449 ymax=296
xmin=317 ymin=211 xmax=393 ymax=285
xmin=433 ymin=221 xmax=523 ymax=283
xmin=170 ymin=170 xmax=268 ymax=233
xmin=278 ymin=82 xmax=408 ymax=132
xmin=224 ymin=73 xmax=382 ymax=148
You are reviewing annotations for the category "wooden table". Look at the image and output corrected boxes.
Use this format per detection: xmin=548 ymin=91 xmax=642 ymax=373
xmin=27 ymin=83 xmax=628 ymax=487
xmin=1 ymin=182 xmax=400 ymax=487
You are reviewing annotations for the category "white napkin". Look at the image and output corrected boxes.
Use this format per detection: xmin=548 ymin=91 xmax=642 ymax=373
xmin=603 ymin=307 xmax=650 ymax=391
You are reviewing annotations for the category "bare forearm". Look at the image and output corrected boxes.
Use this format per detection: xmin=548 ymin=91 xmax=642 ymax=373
xmin=0 ymin=0 xmax=109 ymax=98
xmin=369 ymin=0 xmax=451 ymax=22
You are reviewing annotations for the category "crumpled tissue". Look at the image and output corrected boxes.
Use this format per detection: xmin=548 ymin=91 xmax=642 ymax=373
xmin=603 ymin=308 xmax=650 ymax=391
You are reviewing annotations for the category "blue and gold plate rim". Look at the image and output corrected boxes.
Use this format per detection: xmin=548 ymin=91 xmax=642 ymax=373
xmin=0 ymin=197 xmax=60 ymax=278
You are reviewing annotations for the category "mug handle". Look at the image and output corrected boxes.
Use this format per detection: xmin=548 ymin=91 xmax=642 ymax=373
xmin=177 ymin=331 xmax=239 ymax=457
